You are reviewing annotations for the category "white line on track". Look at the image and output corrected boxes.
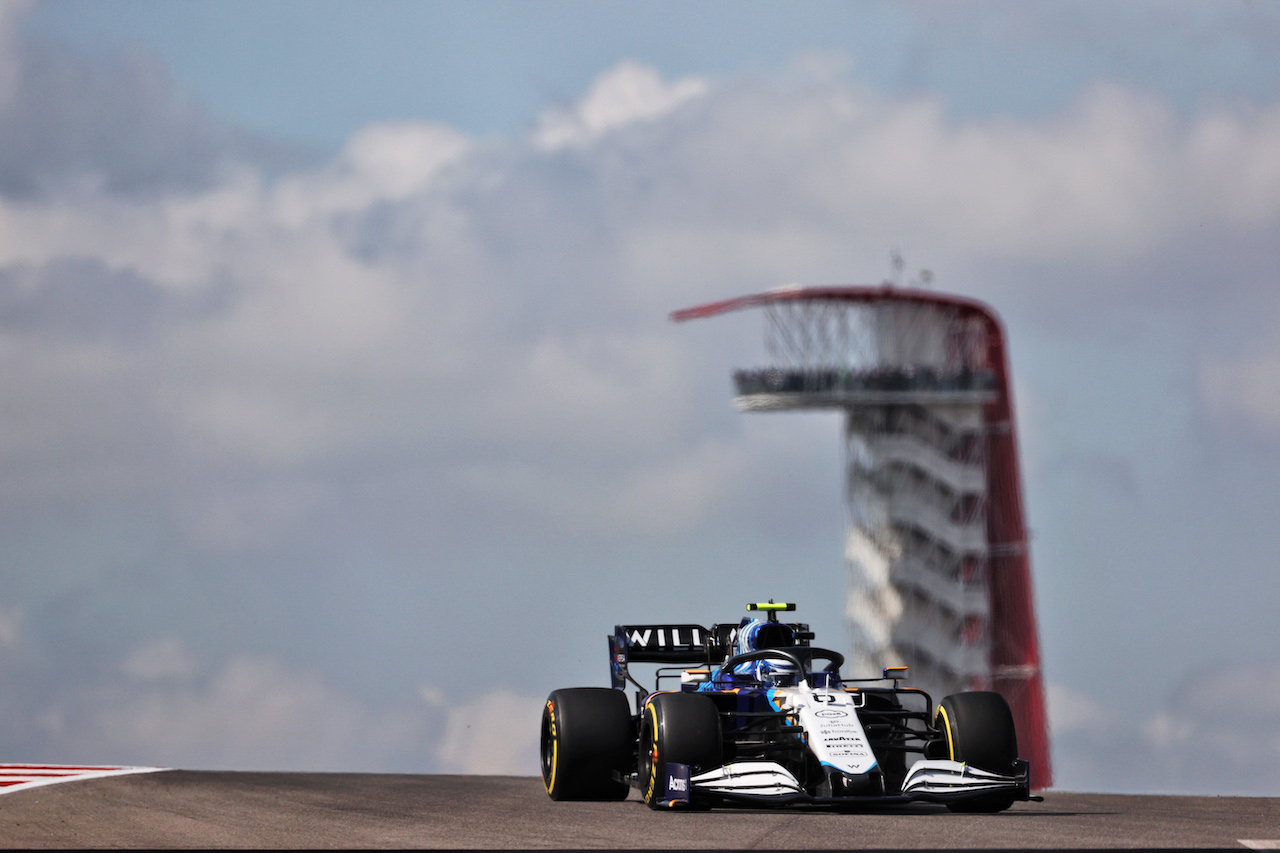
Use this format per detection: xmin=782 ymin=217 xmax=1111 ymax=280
xmin=0 ymin=763 xmax=166 ymax=795
xmin=1239 ymin=842 xmax=1280 ymax=850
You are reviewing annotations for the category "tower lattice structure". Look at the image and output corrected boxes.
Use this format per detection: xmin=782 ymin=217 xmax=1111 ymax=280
xmin=673 ymin=285 xmax=1051 ymax=789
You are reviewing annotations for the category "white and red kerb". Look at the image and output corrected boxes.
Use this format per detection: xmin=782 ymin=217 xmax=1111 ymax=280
xmin=0 ymin=764 xmax=165 ymax=795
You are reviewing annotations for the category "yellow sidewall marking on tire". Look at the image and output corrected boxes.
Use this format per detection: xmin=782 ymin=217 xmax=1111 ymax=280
xmin=937 ymin=705 xmax=956 ymax=761
xmin=643 ymin=702 xmax=660 ymax=803
xmin=543 ymin=700 xmax=558 ymax=795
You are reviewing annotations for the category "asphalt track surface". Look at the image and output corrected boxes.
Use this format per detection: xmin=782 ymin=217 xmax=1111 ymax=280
xmin=1 ymin=772 xmax=1277 ymax=849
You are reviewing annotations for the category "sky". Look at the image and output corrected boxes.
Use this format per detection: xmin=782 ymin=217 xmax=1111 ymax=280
xmin=1 ymin=0 xmax=1280 ymax=794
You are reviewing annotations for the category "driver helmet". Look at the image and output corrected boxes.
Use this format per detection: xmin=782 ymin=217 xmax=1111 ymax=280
xmin=730 ymin=617 xmax=799 ymax=685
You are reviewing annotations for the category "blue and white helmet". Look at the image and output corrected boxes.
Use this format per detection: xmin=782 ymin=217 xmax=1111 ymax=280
xmin=730 ymin=618 xmax=799 ymax=685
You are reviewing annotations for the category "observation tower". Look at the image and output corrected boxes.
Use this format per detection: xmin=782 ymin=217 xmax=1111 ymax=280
xmin=672 ymin=284 xmax=1051 ymax=788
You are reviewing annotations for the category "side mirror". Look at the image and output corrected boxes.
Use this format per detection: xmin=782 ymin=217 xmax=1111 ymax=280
xmin=680 ymin=669 xmax=711 ymax=685
xmin=883 ymin=666 xmax=908 ymax=681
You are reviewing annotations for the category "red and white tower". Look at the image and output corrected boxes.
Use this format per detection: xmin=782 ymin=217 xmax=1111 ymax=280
xmin=673 ymin=285 xmax=1051 ymax=789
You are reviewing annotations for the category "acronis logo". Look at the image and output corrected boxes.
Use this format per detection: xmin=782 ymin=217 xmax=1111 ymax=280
xmin=664 ymin=762 xmax=691 ymax=802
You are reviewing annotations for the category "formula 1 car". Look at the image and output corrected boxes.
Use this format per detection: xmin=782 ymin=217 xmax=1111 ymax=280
xmin=540 ymin=602 xmax=1039 ymax=811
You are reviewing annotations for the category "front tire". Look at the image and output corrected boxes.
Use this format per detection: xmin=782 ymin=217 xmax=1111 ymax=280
xmin=935 ymin=691 xmax=1019 ymax=813
xmin=639 ymin=692 xmax=721 ymax=808
xmin=541 ymin=687 xmax=632 ymax=801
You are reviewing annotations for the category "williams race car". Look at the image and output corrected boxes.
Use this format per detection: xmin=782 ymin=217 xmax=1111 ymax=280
xmin=541 ymin=601 xmax=1039 ymax=811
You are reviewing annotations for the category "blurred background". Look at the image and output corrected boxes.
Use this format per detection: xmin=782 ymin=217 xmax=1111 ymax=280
xmin=1 ymin=0 xmax=1279 ymax=794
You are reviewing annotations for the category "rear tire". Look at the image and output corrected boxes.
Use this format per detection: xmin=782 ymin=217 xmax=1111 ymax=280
xmin=639 ymin=692 xmax=721 ymax=808
xmin=935 ymin=691 xmax=1019 ymax=813
xmin=541 ymin=687 xmax=632 ymax=801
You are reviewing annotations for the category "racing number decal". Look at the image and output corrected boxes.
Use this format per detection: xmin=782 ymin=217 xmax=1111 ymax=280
xmin=543 ymin=700 xmax=558 ymax=794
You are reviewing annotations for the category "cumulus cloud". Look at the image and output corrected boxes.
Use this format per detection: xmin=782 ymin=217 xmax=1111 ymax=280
xmin=23 ymin=638 xmax=417 ymax=771
xmin=1052 ymin=666 xmax=1280 ymax=795
xmin=273 ymin=122 xmax=471 ymax=225
xmin=1199 ymin=350 xmax=1280 ymax=438
xmin=533 ymin=60 xmax=709 ymax=151
xmin=121 ymin=636 xmax=199 ymax=682
xmin=8 ymin=57 xmax=1280 ymax=506
xmin=428 ymin=688 xmax=543 ymax=776
xmin=7 ymin=634 xmax=540 ymax=774
xmin=1145 ymin=665 xmax=1280 ymax=773
xmin=0 ymin=257 xmax=172 ymax=341
xmin=0 ymin=17 xmax=298 ymax=199
xmin=0 ymin=602 xmax=19 ymax=649
xmin=176 ymin=478 xmax=338 ymax=552
xmin=1047 ymin=680 xmax=1111 ymax=736
xmin=0 ymin=0 xmax=30 ymax=110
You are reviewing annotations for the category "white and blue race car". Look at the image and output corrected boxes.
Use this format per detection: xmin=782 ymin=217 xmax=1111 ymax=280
xmin=541 ymin=601 xmax=1039 ymax=811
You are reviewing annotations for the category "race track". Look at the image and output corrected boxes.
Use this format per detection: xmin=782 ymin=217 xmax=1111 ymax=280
xmin=0 ymin=771 xmax=1276 ymax=849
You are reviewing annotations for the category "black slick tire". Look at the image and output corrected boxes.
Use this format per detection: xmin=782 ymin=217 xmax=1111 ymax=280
xmin=541 ymin=687 xmax=632 ymax=801
xmin=935 ymin=691 xmax=1019 ymax=813
xmin=638 ymin=692 xmax=721 ymax=809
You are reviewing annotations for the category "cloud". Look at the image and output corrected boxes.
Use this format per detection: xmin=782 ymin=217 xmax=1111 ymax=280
xmin=1050 ymin=666 xmax=1280 ymax=794
xmin=29 ymin=639 xmax=441 ymax=772
xmin=0 ymin=0 xmax=30 ymax=110
xmin=1199 ymin=350 xmax=1280 ymax=438
xmin=8 ymin=57 xmax=1279 ymax=503
xmin=1143 ymin=663 xmax=1280 ymax=775
xmin=533 ymin=60 xmax=709 ymax=151
xmin=1046 ymin=680 xmax=1111 ymax=736
xmin=0 ymin=22 xmax=297 ymax=200
xmin=272 ymin=122 xmax=471 ymax=225
xmin=175 ymin=478 xmax=338 ymax=552
xmin=0 ymin=257 xmax=171 ymax=341
xmin=121 ymin=636 xmax=199 ymax=682
xmin=428 ymin=688 xmax=543 ymax=776
xmin=0 ymin=602 xmax=19 ymax=649
xmin=11 ymin=634 xmax=542 ymax=775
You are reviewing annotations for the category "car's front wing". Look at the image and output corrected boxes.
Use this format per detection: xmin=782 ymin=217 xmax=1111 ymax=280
xmin=648 ymin=759 xmax=1036 ymax=808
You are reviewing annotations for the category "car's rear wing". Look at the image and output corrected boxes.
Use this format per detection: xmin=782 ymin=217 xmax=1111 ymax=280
xmin=608 ymin=621 xmax=812 ymax=690
xmin=609 ymin=624 xmax=709 ymax=690
xmin=615 ymin=625 xmax=710 ymax=662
